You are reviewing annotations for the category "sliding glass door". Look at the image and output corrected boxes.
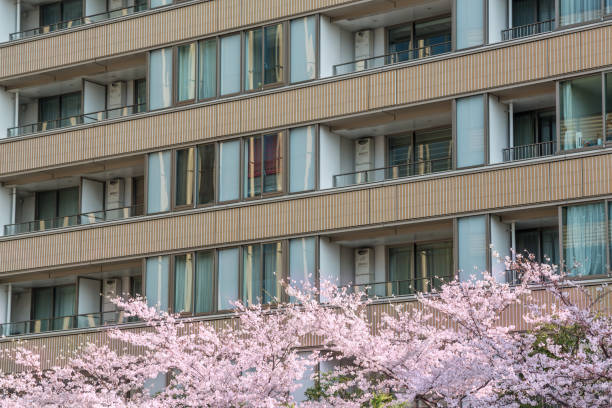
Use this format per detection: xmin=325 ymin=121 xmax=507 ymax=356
xmin=562 ymin=203 xmax=607 ymax=277
xmin=560 ymin=75 xmax=603 ymax=150
xmin=560 ymin=0 xmax=602 ymax=26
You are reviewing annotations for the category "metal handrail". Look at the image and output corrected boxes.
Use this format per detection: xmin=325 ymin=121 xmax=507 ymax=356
xmin=9 ymin=4 xmax=148 ymax=41
xmin=0 ymin=309 xmax=141 ymax=337
xmin=3 ymin=204 xmax=145 ymax=236
xmin=333 ymin=157 xmax=452 ymax=188
xmin=333 ymin=41 xmax=452 ymax=76
xmin=8 ymin=103 xmax=147 ymax=138
xmin=348 ymin=276 xmax=454 ymax=298
xmin=501 ymin=19 xmax=554 ymax=41
xmin=502 ymin=141 xmax=555 ymax=162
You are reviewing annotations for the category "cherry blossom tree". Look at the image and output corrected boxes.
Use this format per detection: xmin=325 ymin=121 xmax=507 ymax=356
xmin=0 ymin=254 xmax=609 ymax=407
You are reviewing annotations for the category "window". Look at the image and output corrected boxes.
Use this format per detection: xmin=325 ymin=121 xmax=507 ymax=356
xmin=560 ymin=0 xmax=602 ymax=26
xmin=32 ymin=285 xmax=76 ymax=332
xmin=607 ymin=0 xmax=612 ymax=14
xmin=562 ymin=203 xmax=607 ymax=277
xmin=198 ymin=39 xmax=217 ymax=100
xmin=39 ymin=91 xmax=82 ymax=129
xmin=516 ymin=228 xmax=559 ymax=266
xmin=244 ymin=24 xmax=284 ymax=90
xmin=176 ymin=43 xmax=197 ymax=103
xmin=560 ymin=75 xmax=603 ymax=150
xmin=389 ymin=242 xmax=452 ymax=295
xmin=35 ymin=187 xmax=79 ymax=229
xmin=243 ymin=133 xmax=283 ymax=198
xmin=146 ymin=256 xmax=170 ymax=311
xmin=175 ymin=148 xmax=195 ymax=207
xmin=195 ymin=251 xmax=215 ymax=314
xmin=456 ymin=0 xmax=484 ymax=49
xmin=512 ymin=0 xmax=555 ymax=26
xmin=218 ymin=140 xmax=240 ymax=201
xmin=147 ymin=151 xmax=171 ymax=213
xmin=196 ymin=144 xmax=216 ymax=205
xmin=456 ymin=95 xmax=485 ymax=167
xmin=134 ymin=78 xmax=147 ymax=112
xmin=457 ymin=215 xmax=487 ymax=281
xmin=174 ymin=254 xmax=194 ymax=314
xmin=413 ymin=17 xmax=452 ymax=56
xmin=288 ymin=237 xmax=316 ymax=296
xmin=40 ymin=0 xmax=83 ymax=29
xmin=289 ymin=126 xmax=316 ymax=192
xmin=149 ymin=48 xmax=173 ymax=110
xmin=220 ymin=34 xmax=241 ymax=95
xmin=218 ymin=248 xmax=240 ymax=310
xmin=290 ymin=16 xmax=317 ymax=83
xmin=387 ymin=129 xmax=452 ymax=178
xmin=243 ymin=242 xmax=283 ymax=306
xmin=513 ymin=110 xmax=556 ymax=159
xmin=150 ymin=0 xmax=171 ymax=8
xmin=606 ymin=73 xmax=612 ymax=142
xmin=388 ymin=24 xmax=412 ymax=62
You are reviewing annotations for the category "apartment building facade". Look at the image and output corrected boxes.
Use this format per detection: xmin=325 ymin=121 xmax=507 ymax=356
xmin=0 ymin=0 xmax=610 ymax=397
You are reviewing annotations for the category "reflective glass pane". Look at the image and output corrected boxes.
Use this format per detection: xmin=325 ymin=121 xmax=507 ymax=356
xmin=244 ymin=136 xmax=262 ymax=198
xmin=197 ymin=144 xmax=215 ymax=205
xmin=264 ymin=24 xmax=284 ymax=85
xmin=389 ymin=246 xmax=414 ymax=295
xmin=563 ymin=203 xmax=607 ymax=276
xmin=147 ymin=151 xmax=171 ymax=213
xmin=220 ymin=34 xmax=241 ymax=95
xmin=414 ymin=17 xmax=451 ymax=57
xmin=146 ymin=256 xmax=169 ymax=311
xmin=175 ymin=148 xmax=195 ymax=207
xmin=606 ymin=73 xmax=612 ymax=142
xmin=289 ymin=237 xmax=316 ymax=294
xmin=60 ymin=92 xmax=82 ymax=119
xmin=243 ymin=244 xmax=262 ymax=306
xmin=62 ymin=0 xmax=83 ymax=22
xmin=177 ymin=43 xmax=196 ymax=102
xmin=560 ymin=75 xmax=603 ymax=150
xmin=263 ymin=242 xmax=283 ymax=304
xmin=458 ymin=215 xmax=487 ymax=281
xmin=41 ymin=2 xmax=61 ymax=26
xmin=218 ymin=248 xmax=239 ymax=310
xmin=289 ymin=126 xmax=315 ymax=192
xmin=456 ymin=95 xmax=485 ymax=167
xmin=290 ymin=16 xmax=317 ymax=83
xmin=195 ymin=251 xmax=214 ymax=314
xmin=149 ymin=48 xmax=173 ymax=110
xmin=219 ymin=140 xmax=240 ymax=201
xmin=198 ymin=39 xmax=217 ymax=99
xmin=415 ymin=241 xmax=453 ymax=292
xmin=150 ymin=0 xmax=171 ymax=8
xmin=263 ymin=133 xmax=283 ymax=194
xmin=174 ymin=254 xmax=194 ymax=313
xmin=53 ymin=285 xmax=76 ymax=331
xmin=414 ymin=128 xmax=452 ymax=174
xmin=244 ymin=28 xmax=263 ymax=91
xmin=39 ymin=96 xmax=60 ymax=122
xmin=456 ymin=0 xmax=484 ymax=49
xmin=560 ymin=0 xmax=602 ymax=26
xmin=388 ymin=24 xmax=412 ymax=63
xmin=387 ymin=134 xmax=413 ymax=179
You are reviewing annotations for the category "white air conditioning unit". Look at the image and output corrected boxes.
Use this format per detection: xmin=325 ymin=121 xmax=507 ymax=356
xmin=355 ymin=138 xmax=373 ymax=184
xmin=106 ymin=178 xmax=125 ymax=210
xmin=354 ymin=248 xmax=374 ymax=285
xmin=354 ymin=29 xmax=373 ymax=72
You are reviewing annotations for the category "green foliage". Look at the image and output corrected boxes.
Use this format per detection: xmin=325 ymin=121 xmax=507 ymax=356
xmin=530 ymin=322 xmax=589 ymax=358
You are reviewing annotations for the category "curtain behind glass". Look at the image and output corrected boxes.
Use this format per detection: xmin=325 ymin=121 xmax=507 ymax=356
xmin=243 ymin=244 xmax=262 ymax=306
xmin=195 ymin=251 xmax=214 ymax=314
xmin=62 ymin=0 xmax=83 ymax=22
xmin=607 ymin=0 xmax=612 ymax=14
xmin=175 ymin=148 xmax=195 ymax=207
xmin=41 ymin=2 xmax=61 ymax=26
xmin=414 ymin=17 xmax=452 ymax=56
xmin=387 ymin=134 xmax=413 ymax=178
xmin=560 ymin=0 xmax=602 ymax=25
xmin=289 ymin=126 xmax=315 ymax=192
xmin=244 ymin=136 xmax=262 ymax=198
xmin=514 ymin=112 xmax=536 ymax=146
xmin=221 ymin=35 xmax=241 ymax=95
xmin=560 ymin=76 xmax=603 ymax=150
xmin=149 ymin=48 xmax=173 ymax=110
xmin=541 ymin=228 xmax=560 ymax=266
xmin=147 ymin=151 xmax=171 ymax=213
xmin=219 ymin=140 xmax=240 ymax=201
xmin=458 ymin=215 xmax=487 ymax=280
xmin=290 ymin=16 xmax=316 ymax=83
xmin=263 ymin=242 xmax=282 ymax=304
xmin=39 ymin=96 xmax=60 ymax=123
xmin=264 ymin=24 xmax=284 ymax=85
xmin=289 ymin=238 xmax=316 ymax=296
xmin=456 ymin=0 xmax=484 ymax=49
xmin=177 ymin=43 xmax=196 ymax=102
xmin=414 ymin=128 xmax=452 ymax=174
xmin=456 ymin=95 xmax=485 ymax=167
xmin=197 ymin=144 xmax=215 ymax=205
xmin=513 ymin=0 xmax=536 ymax=26
xmin=388 ymin=24 xmax=412 ymax=62
xmin=388 ymin=246 xmax=413 ymax=295
xmin=150 ymin=0 xmax=171 ymax=8
xmin=198 ymin=39 xmax=217 ymax=99
xmin=53 ymin=285 xmax=76 ymax=330
xmin=263 ymin=133 xmax=283 ymax=194
xmin=244 ymin=28 xmax=263 ymax=90
xmin=146 ymin=256 xmax=169 ymax=310
xmin=60 ymin=92 xmax=82 ymax=119
xmin=563 ymin=203 xmax=606 ymax=276
xmin=218 ymin=248 xmax=239 ymax=310
xmin=174 ymin=254 xmax=193 ymax=313
xmin=415 ymin=241 xmax=453 ymax=292
xmin=37 ymin=190 xmax=57 ymax=221
xmin=607 ymin=73 xmax=612 ymax=142
xmin=58 ymin=187 xmax=79 ymax=226
xmin=32 ymin=287 xmax=54 ymax=322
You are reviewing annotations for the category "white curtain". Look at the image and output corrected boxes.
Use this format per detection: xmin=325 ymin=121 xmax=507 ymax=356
xmin=456 ymin=0 xmax=484 ymax=49
xmin=564 ymin=203 xmax=606 ymax=276
xmin=149 ymin=48 xmax=172 ymax=110
xmin=218 ymin=140 xmax=240 ymax=201
xmin=174 ymin=254 xmax=193 ymax=313
xmin=218 ymin=248 xmax=239 ymax=310
xmin=146 ymin=256 xmax=169 ymax=311
xmin=289 ymin=237 xmax=316 ymax=300
xmin=195 ymin=251 xmax=214 ymax=314
xmin=458 ymin=215 xmax=487 ymax=281
xmin=560 ymin=0 xmax=602 ymax=25
xmin=289 ymin=126 xmax=316 ymax=192
xmin=147 ymin=151 xmax=171 ymax=213
xmin=290 ymin=16 xmax=317 ymax=83
xmin=456 ymin=95 xmax=485 ymax=167
xmin=220 ymin=35 xmax=241 ymax=95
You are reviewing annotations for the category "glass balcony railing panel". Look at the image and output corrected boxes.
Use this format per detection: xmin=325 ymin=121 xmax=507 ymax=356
xmin=503 ymin=141 xmax=556 ymax=162
xmin=7 ymin=103 xmax=147 ymax=138
xmin=501 ymin=19 xmax=554 ymax=41
xmin=333 ymin=41 xmax=451 ymax=76
xmin=3 ymin=204 xmax=144 ymax=236
xmin=9 ymin=5 xmax=149 ymax=41
xmin=333 ymin=157 xmax=452 ymax=188
xmin=349 ymin=276 xmax=453 ymax=299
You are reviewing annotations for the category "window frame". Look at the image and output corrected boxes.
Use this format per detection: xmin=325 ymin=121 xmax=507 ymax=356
xmin=173 ymin=42 xmax=198 ymax=107
xmin=242 ymin=131 xmax=287 ymax=200
xmin=242 ymin=22 xmax=288 ymax=94
xmin=288 ymin=14 xmax=320 ymax=85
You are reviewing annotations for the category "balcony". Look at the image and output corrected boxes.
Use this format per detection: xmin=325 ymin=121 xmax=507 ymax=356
xmin=9 ymin=0 xmax=148 ymax=42
xmin=501 ymin=20 xmax=554 ymax=41
xmin=349 ymin=275 xmax=453 ymax=298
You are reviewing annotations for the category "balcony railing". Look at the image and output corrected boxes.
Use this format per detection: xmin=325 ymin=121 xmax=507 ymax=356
xmin=503 ymin=141 xmax=556 ymax=162
xmin=349 ymin=276 xmax=454 ymax=298
xmin=333 ymin=157 xmax=452 ymax=188
xmin=501 ymin=19 xmax=554 ymax=41
xmin=3 ymin=204 xmax=144 ymax=236
xmin=8 ymin=103 xmax=147 ymax=138
xmin=0 ymin=310 xmax=140 ymax=337
xmin=9 ymin=4 xmax=148 ymax=41
xmin=333 ymin=41 xmax=452 ymax=76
